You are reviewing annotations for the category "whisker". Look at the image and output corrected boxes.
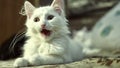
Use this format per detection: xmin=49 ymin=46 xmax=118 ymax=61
xmin=9 ymin=29 xmax=25 ymax=50
xmin=11 ymin=34 xmax=25 ymax=51
xmin=9 ymin=34 xmax=18 ymax=51
xmin=9 ymin=31 xmax=26 ymax=54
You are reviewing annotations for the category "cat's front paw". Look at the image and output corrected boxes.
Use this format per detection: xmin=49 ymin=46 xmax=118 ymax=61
xmin=13 ymin=58 xmax=29 ymax=67
xmin=29 ymin=54 xmax=41 ymax=66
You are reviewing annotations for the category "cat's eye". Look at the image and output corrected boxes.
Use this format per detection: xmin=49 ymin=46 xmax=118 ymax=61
xmin=34 ymin=17 xmax=40 ymax=22
xmin=47 ymin=15 xmax=54 ymax=20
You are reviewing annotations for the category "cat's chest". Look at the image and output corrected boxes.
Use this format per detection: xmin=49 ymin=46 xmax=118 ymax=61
xmin=38 ymin=42 xmax=51 ymax=54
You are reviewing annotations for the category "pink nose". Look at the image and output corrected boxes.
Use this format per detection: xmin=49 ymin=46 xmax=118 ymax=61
xmin=41 ymin=24 xmax=46 ymax=28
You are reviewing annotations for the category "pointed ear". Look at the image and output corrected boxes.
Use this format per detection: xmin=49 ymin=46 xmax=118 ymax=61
xmin=24 ymin=1 xmax=35 ymax=18
xmin=51 ymin=0 xmax=64 ymax=15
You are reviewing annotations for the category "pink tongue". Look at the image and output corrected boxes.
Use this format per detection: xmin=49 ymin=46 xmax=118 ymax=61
xmin=41 ymin=29 xmax=51 ymax=36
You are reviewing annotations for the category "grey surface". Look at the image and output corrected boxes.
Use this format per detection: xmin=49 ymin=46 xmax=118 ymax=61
xmin=0 ymin=58 xmax=120 ymax=68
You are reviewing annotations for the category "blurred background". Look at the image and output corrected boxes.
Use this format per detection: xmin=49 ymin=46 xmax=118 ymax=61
xmin=0 ymin=0 xmax=119 ymax=46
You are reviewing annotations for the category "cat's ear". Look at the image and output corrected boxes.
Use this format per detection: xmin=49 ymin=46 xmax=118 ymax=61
xmin=51 ymin=0 xmax=64 ymax=15
xmin=24 ymin=1 xmax=35 ymax=18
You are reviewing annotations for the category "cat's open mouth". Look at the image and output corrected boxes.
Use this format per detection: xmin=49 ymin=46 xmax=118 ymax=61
xmin=40 ymin=29 xmax=51 ymax=36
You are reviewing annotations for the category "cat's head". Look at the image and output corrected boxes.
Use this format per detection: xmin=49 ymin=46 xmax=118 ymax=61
xmin=24 ymin=0 xmax=70 ymax=41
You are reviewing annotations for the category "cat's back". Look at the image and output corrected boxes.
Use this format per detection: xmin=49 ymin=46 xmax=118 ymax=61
xmin=66 ymin=37 xmax=84 ymax=61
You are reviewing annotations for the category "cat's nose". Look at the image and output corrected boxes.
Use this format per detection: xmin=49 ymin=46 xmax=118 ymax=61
xmin=41 ymin=24 xmax=46 ymax=28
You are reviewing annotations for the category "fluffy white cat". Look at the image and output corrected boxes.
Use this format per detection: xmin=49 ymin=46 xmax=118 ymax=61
xmin=13 ymin=0 xmax=83 ymax=67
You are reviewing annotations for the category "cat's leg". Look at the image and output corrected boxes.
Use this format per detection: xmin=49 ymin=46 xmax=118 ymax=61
xmin=41 ymin=55 xmax=64 ymax=65
xmin=13 ymin=57 xmax=29 ymax=67
xmin=28 ymin=54 xmax=41 ymax=66
xmin=13 ymin=41 xmax=39 ymax=67
xmin=13 ymin=54 xmax=40 ymax=67
xmin=28 ymin=54 xmax=64 ymax=65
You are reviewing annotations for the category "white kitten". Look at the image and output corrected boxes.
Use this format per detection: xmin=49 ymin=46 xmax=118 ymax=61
xmin=13 ymin=0 xmax=83 ymax=67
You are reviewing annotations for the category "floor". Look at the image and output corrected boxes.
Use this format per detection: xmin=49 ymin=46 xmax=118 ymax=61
xmin=0 ymin=57 xmax=120 ymax=68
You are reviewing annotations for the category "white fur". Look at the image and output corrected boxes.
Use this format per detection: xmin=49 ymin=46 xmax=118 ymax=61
xmin=73 ymin=27 xmax=100 ymax=56
xmin=14 ymin=0 xmax=83 ymax=67
xmin=74 ymin=3 xmax=120 ymax=56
